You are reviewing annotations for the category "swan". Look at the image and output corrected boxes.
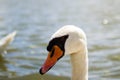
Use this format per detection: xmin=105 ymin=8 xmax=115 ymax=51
xmin=39 ymin=25 xmax=88 ymax=80
xmin=0 ymin=31 xmax=17 ymax=54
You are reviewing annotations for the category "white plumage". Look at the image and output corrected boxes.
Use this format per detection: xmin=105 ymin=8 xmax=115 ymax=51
xmin=40 ymin=25 xmax=88 ymax=80
xmin=0 ymin=31 xmax=16 ymax=54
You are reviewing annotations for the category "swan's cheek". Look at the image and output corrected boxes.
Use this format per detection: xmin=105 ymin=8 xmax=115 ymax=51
xmin=39 ymin=45 xmax=64 ymax=75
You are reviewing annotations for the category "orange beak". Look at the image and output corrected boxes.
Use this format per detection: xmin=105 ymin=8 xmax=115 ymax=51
xmin=40 ymin=45 xmax=64 ymax=75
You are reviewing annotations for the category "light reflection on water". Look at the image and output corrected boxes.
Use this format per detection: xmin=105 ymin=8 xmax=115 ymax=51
xmin=0 ymin=0 xmax=120 ymax=80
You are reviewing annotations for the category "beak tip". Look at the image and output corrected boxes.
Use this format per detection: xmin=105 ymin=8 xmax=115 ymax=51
xmin=39 ymin=68 xmax=44 ymax=75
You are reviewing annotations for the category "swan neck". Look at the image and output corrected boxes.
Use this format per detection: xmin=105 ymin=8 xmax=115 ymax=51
xmin=70 ymin=49 xmax=88 ymax=80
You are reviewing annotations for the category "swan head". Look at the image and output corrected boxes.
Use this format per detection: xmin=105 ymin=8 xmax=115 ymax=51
xmin=40 ymin=25 xmax=87 ymax=74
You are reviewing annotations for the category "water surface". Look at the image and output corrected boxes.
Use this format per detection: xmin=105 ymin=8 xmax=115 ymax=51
xmin=0 ymin=0 xmax=120 ymax=80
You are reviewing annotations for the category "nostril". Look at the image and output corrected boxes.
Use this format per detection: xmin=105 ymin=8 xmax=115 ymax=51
xmin=50 ymin=48 xmax=55 ymax=58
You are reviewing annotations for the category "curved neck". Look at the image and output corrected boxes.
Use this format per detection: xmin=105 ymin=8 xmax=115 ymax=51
xmin=70 ymin=48 xmax=88 ymax=80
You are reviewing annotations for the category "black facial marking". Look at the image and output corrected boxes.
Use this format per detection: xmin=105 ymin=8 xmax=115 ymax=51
xmin=47 ymin=35 xmax=69 ymax=53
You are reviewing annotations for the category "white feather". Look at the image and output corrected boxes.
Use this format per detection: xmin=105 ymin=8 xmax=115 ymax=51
xmin=51 ymin=25 xmax=88 ymax=80
xmin=0 ymin=31 xmax=17 ymax=54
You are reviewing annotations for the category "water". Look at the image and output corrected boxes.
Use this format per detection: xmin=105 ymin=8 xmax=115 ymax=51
xmin=0 ymin=0 xmax=120 ymax=80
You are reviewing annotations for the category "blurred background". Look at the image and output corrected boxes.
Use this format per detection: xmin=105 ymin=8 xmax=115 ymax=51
xmin=0 ymin=0 xmax=120 ymax=80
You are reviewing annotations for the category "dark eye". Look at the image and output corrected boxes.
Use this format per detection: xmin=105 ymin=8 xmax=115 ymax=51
xmin=50 ymin=48 xmax=55 ymax=58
